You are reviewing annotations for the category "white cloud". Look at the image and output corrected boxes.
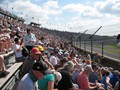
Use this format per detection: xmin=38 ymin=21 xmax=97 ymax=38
xmin=62 ymin=3 xmax=102 ymax=18
xmin=43 ymin=0 xmax=62 ymax=15
xmin=0 ymin=0 xmax=62 ymax=24
xmin=112 ymin=3 xmax=120 ymax=11
xmin=61 ymin=1 xmax=120 ymax=35
xmin=62 ymin=4 xmax=85 ymax=13
xmin=43 ymin=0 xmax=59 ymax=9
xmin=0 ymin=0 xmax=120 ymax=36
xmin=94 ymin=0 xmax=120 ymax=14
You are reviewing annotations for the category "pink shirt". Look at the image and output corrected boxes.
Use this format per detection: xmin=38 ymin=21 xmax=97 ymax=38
xmin=78 ymin=71 xmax=90 ymax=90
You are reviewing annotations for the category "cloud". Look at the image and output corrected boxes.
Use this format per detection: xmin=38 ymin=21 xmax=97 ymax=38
xmin=43 ymin=0 xmax=62 ymax=15
xmin=0 ymin=0 xmax=62 ymax=24
xmin=94 ymin=0 xmax=120 ymax=15
xmin=62 ymin=3 xmax=85 ymax=13
xmin=112 ymin=3 xmax=120 ymax=12
xmin=0 ymin=0 xmax=120 ymax=36
xmin=61 ymin=1 xmax=120 ymax=35
xmin=62 ymin=3 xmax=102 ymax=18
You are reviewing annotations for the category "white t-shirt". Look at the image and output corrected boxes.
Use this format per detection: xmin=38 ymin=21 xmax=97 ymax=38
xmin=49 ymin=56 xmax=57 ymax=66
xmin=13 ymin=44 xmax=22 ymax=58
xmin=23 ymin=33 xmax=36 ymax=46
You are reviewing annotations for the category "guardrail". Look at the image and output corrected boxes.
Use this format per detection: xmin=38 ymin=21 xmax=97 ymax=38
xmin=0 ymin=62 xmax=23 ymax=90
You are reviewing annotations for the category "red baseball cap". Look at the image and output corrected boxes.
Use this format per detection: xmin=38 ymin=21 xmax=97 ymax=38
xmin=31 ymin=47 xmax=41 ymax=55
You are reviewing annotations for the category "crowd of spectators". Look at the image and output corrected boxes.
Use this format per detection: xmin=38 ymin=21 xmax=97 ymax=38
xmin=0 ymin=8 xmax=120 ymax=90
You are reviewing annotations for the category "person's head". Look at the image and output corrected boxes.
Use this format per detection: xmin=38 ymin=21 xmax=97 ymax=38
xmin=108 ymin=67 xmax=113 ymax=73
xmin=104 ymin=69 xmax=110 ymax=77
xmin=92 ymin=64 xmax=99 ymax=72
xmin=27 ymin=28 xmax=31 ymax=35
xmin=75 ymin=64 xmax=82 ymax=71
xmin=14 ymin=37 xmax=20 ymax=44
xmin=85 ymin=60 xmax=91 ymax=65
xmin=64 ymin=51 xmax=69 ymax=57
xmin=95 ymin=52 xmax=99 ymax=56
xmin=11 ymin=30 xmax=16 ymax=35
xmin=84 ymin=65 xmax=93 ymax=75
xmin=113 ymin=70 xmax=119 ymax=76
xmin=54 ymin=50 xmax=58 ymax=56
xmin=32 ymin=61 xmax=48 ymax=79
xmin=63 ymin=61 xmax=74 ymax=72
xmin=30 ymin=47 xmax=41 ymax=60
xmin=54 ymin=71 xmax=62 ymax=85
xmin=38 ymin=45 xmax=44 ymax=54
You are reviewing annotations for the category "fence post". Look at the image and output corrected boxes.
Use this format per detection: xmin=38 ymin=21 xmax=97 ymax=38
xmin=102 ymin=42 xmax=104 ymax=58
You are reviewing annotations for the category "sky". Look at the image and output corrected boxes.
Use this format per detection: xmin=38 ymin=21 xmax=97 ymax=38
xmin=0 ymin=0 xmax=120 ymax=36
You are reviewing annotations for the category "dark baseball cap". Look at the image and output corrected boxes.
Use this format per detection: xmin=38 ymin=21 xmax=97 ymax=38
xmin=32 ymin=61 xmax=48 ymax=74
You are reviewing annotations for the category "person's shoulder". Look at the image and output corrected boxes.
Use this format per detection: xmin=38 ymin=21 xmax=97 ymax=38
xmin=46 ymin=74 xmax=54 ymax=78
xmin=45 ymin=74 xmax=55 ymax=81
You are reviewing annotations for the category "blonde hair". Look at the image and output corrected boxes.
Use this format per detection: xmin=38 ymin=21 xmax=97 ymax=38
xmin=63 ymin=61 xmax=74 ymax=72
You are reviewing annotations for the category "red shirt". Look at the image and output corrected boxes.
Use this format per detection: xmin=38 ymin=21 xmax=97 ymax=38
xmin=78 ymin=71 xmax=90 ymax=90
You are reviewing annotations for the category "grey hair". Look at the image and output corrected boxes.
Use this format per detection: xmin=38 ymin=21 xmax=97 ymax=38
xmin=84 ymin=65 xmax=93 ymax=73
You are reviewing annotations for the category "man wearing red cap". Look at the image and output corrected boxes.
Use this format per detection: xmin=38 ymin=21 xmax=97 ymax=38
xmin=22 ymin=47 xmax=42 ymax=75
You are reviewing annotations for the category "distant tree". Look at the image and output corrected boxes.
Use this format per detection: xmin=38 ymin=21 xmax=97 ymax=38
xmin=116 ymin=34 xmax=120 ymax=47
xmin=117 ymin=34 xmax=120 ymax=40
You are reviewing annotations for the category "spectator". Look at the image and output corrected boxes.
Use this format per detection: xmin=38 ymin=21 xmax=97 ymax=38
xmin=93 ymin=52 xmax=101 ymax=64
xmin=114 ymin=74 xmax=120 ymax=90
xmin=23 ymin=28 xmax=36 ymax=52
xmin=54 ymin=58 xmax=68 ymax=70
xmin=13 ymin=38 xmax=25 ymax=62
xmin=89 ymin=64 xmax=102 ymax=83
xmin=72 ymin=64 xmax=82 ymax=84
xmin=101 ymin=69 xmax=113 ymax=90
xmin=49 ymin=50 xmax=59 ymax=67
xmin=77 ymin=65 xmax=98 ymax=90
xmin=22 ymin=47 xmax=41 ymax=75
xmin=38 ymin=73 xmax=55 ymax=90
xmin=54 ymin=71 xmax=62 ymax=87
xmin=0 ymin=55 xmax=9 ymax=77
xmin=17 ymin=61 xmax=48 ymax=90
xmin=57 ymin=61 xmax=79 ymax=90
xmin=110 ymin=70 xmax=119 ymax=88
xmin=86 ymin=53 xmax=91 ymax=60
xmin=37 ymin=45 xmax=54 ymax=70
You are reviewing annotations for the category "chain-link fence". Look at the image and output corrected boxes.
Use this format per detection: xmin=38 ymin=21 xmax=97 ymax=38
xmin=74 ymin=38 xmax=120 ymax=60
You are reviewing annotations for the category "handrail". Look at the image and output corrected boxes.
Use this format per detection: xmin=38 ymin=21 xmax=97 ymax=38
xmin=0 ymin=62 xmax=23 ymax=90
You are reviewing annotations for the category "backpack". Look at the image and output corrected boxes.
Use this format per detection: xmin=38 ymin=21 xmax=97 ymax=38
xmin=22 ymin=47 xmax=29 ymax=57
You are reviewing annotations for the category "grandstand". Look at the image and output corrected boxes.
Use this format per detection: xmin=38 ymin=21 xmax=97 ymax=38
xmin=0 ymin=5 xmax=120 ymax=90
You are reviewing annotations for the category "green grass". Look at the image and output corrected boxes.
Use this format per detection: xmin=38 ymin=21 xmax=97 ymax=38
xmin=95 ymin=43 xmax=120 ymax=55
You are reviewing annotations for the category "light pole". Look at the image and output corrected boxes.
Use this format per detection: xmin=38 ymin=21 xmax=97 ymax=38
xmin=78 ymin=30 xmax=88 ymax=50
xmin=89 ymin=26 xmax=102 ymax=55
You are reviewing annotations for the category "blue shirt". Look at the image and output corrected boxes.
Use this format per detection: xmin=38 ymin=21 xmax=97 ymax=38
xmin=17 ymin=74 xmax=37 ymax=90
xmin=89 ymin=71 xmax=99 ymax=83
xmin=102 ymin=76 xmax=108 ymax=90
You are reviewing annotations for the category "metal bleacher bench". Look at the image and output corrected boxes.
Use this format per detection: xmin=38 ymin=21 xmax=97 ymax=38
xmin=0 ymin=62 xmax=23 ymax=90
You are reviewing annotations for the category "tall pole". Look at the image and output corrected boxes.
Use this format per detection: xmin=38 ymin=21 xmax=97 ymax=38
xmin=84 ymin=35 xmax=87 ymax=52
xmin=102 ymin=42 xmax=104 ymax=58
xmin=89 ymin=26 xmax=102 ymax=55
xmin=78 ymin=30 xmax=88 ymax=50
xmin=74 ymin=32 xmax=81 ymax=47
